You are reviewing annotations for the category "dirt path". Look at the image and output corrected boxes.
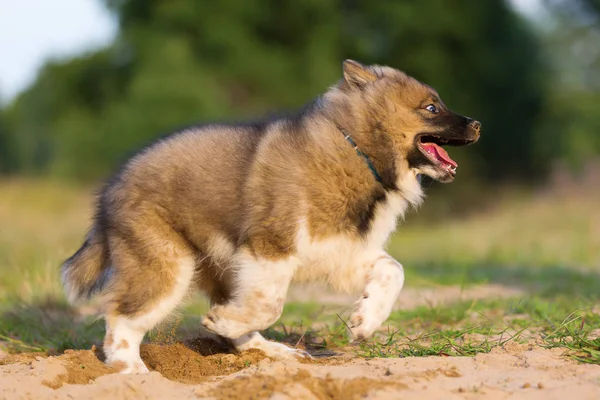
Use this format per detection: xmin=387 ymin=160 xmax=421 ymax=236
xmin=1 ymin=340 xmax=599 ymax=399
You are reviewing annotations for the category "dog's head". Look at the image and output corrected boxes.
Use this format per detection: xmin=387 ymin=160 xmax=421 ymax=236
xmin=333 ymin=59 xmax=481 ymax=183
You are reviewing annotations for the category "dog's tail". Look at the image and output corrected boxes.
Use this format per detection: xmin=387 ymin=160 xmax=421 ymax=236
xmin=61 ymin=228 xmax=110 ymax=304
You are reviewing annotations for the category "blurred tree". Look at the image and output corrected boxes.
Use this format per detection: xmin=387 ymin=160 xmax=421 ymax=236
xmin=3 ymin=0 xmax=547 ymax=181
xmin=538 ymin=0 xmax=600 ymax=168
xmin=0 ymin=111 xmax=10 ymax=173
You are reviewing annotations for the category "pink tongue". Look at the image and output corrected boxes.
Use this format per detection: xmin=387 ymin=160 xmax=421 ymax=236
xmin=422 ymin=143 xmax=458 ymax=168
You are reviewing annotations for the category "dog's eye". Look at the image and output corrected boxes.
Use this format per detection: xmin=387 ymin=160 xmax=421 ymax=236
xmin=425 ymin=104 xmax=438 ymax=113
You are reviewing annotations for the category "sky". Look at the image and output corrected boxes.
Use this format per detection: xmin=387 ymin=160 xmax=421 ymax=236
xmin=510 ymin=0 xmax=546 ymax=16
xmin=0 ymin=0 xmax=540 ymax=105
xmin=0 ymin=0 xmax=116 ymax=103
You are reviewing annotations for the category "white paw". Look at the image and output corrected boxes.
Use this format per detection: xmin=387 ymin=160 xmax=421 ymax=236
xmin=259 ymin=342 xmax=311 ymax=361
xmin=108 ymin=358 xmax=150 ymax=374
xmin=348 ymin=305 xmax=382 ymax=341
xmin=232 ymin=333 xmax=311 ymax=361
xmin=119 ymin=363 xmax=150 ymax=374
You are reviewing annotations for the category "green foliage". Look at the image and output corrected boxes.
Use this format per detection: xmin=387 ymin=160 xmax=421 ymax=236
xmin=538 ymin=0 xmax=600 ymax=168
xmin=0 ymin=113 xmax=11 ymax=173
xmin=2 ymin=0 xmax=550 ymax=181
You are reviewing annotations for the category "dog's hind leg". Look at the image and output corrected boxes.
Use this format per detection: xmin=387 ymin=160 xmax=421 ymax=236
xmin=201 ymin=249 xmax=300 ymax=347
xmin=102 ymin=228 xmax=195 ymax=374
xmin=348 ymin=253 xmax=404 ymax=340
xmin=197 ymin=254 xmax=308 ymax=360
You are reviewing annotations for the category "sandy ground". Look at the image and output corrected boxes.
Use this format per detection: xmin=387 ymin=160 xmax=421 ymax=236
xmin=1 ymin=341 xmax=600 ymax=400
xmin=1 ymin=284 xmax=599 ymax=399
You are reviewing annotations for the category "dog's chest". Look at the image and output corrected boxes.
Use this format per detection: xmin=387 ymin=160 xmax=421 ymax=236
xmin=293 ymin=192 xmax=411 ymax=292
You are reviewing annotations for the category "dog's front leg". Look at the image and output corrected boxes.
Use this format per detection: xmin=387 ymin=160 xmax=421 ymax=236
xmin=348 ymin=253 xmax=404 ymax=340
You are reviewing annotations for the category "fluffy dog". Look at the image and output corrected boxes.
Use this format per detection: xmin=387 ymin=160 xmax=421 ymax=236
xmin=62 ymin=60 xmax=481 ymax=373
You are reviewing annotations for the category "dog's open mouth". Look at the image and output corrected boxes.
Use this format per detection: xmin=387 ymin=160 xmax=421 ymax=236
xmin=417 ymin=135 xmax=473 ymax=176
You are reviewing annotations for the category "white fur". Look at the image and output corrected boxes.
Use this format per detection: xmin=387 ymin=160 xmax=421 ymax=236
xmin=396 ymin=170 xmax=425 ymax=208
xmin=105 ymin=256 xmax=195 ymax=373
xmin=294 ymin=221 xmax=379 ymax=293
xmin=232 ymin=250 xmax=299 ymax=304
xmin=207 ymin=233 xmax=236 ymax=262
xmin=348 ymin=254 xmax=404 ymax=339
xmin=61 ymin=266 xmax=79 ymax=305
xmin=104 ymin=317 xmax=149 ymax=374
xmin=231 ymin=332 xmax=309 ymax=359
xmin=202 ymin=251 xmax=299 ymax=339
xmin=294 ymin=171 xmax=422 ymax=293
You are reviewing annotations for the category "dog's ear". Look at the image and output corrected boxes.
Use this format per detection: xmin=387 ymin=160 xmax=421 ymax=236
xmin=343 ymin=59 xmax=377 ymax=88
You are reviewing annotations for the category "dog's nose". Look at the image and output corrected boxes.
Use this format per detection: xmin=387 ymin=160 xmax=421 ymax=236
xmin=469 ymin=120 xmax=481 ymax=132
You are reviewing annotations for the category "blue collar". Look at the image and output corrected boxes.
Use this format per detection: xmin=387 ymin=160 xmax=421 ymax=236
xmin=339 ymin=128 xmax=383 ymax=184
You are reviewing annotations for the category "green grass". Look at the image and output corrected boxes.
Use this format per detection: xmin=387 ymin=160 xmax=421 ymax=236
xmin=0 ymin=300 xmax=105 ymax=353
xmin=1 ymin=178 xmax=599 ymax=365
xmin=353 ymin=297 xmax=600 ymax=362
xmin=355 ymin=327 xmax=504 ymax=358
xmin=2 ymin=296 xmax=599 ymax=365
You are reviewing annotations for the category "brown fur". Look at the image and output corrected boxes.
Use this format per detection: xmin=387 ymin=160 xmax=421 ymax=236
xmin=116 ymin=340 xmax=129 ymax=350
xmin=62 ymin=60 xmax=480 ymax=347
xmin=104 ymin=332 xmax=114 ymax=347
xmin=110 ymin=360 xmax=128 ymax=372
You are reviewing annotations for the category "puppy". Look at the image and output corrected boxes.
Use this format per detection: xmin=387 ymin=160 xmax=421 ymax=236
xmin=62 ymin=60 xmax=481 ymax=373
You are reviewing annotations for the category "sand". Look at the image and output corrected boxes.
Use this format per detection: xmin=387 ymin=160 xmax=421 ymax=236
xmin=1 ymin=339 xmax=600 ymax=400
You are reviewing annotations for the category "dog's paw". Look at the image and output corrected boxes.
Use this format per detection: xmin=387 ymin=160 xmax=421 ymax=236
xmin=108 ymin=358 xmax=150 ymax=374
xmin=240 ymin=339 xmax=311 ymax=361
xmin=348 ymin=306 xmax=381 ymax=341
xmin=348 ymin=318 xmax=377 ymax=341
xmin=202 ymin=306 xmax=252 ymax=339
xmin=263 ymin=343 xmax=311 ymax=361
xmin=118 ymin=363 xmax=150 ymax=374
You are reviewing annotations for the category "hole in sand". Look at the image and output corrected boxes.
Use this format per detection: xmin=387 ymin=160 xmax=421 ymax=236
xmin=9 ymin=337 xmax=270 ymax=388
